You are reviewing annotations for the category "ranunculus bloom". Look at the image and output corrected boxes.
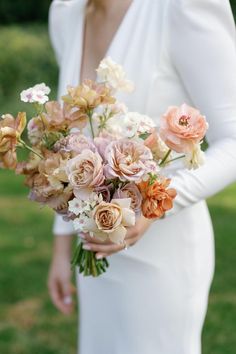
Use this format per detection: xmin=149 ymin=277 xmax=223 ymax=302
xmin=0 ymin=112 xmax=26 ymax=169
xmin=66 ymin=149 xmax=104 ymax=199
xmin=160 ymin=104 xmax=208 ymax=153
xmin=92 ymin=198 xmax=135 ymax=243
xmin=104 ymin=139 xmax=153 ymax=182
xmin=138 ymin=178 xmax=177 ymax=219
xmin=113 ymin=183 xmax=142 ymax=214
xmin=62 ymin=80 xmax=115 ymax=111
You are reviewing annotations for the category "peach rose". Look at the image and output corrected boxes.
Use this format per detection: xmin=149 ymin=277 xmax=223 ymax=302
xmin=138 ymin=178 xmax=177 ymax=219
xmin=104 ymin=139 xmax=153 ymax=182
xmin=66 ymin=149 xmax=104 ymax=199
xmin=91 ymin=198 xmax=135 ymax=243
xmin=160 ymin=104 xmax=208 ymax=153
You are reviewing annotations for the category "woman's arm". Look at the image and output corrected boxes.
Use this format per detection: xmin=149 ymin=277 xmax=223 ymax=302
xmin=166 ymin=0 xmax=236 ymax=215
xmin=48 ymin=234 xmax=76 ymax=315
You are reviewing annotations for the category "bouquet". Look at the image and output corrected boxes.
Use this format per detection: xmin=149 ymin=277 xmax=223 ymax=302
xmin=0 ymin=57 xmax=208 ymax=277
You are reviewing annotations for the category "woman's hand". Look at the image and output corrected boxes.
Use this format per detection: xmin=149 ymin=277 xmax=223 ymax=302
xmin=48 ymin=235 xmax=76 ymax=315
xmin=82 ymin=215 xmax=153 ymax=259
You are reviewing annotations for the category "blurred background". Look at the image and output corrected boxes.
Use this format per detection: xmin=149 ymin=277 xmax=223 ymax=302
xmin=0 ymin=1 xmax=236 ymax=353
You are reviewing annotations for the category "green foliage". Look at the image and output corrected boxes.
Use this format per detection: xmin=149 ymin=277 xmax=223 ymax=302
xmin=0 ymin=0 xmax=51 ymax=24
xmin=0 ymin=24 xmax=58 ymax=117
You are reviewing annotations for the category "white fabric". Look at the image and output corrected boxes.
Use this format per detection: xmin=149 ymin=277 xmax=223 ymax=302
xmin=49 ymin=0 xmax=236 ymax=353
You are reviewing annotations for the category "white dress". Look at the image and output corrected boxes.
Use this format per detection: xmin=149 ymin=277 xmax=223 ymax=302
xmin=49 ymin=1 xmax=236 ymax=353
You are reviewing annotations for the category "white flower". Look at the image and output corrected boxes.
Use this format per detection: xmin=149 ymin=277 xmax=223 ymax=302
xmin=109 ymin=112 xmax=156 ymax=139
xmin=68 ymin=198 xmax=84 ymax=215
xmin=20 ymin=83 xmax=51 ymax=104
xmin=68 ymin=193 xmax=103 ymax=216
xmin=73 ymin=215 xmax=90 ymax=232
xmin=184 ymin=143 xmax=205 ymax=170
xmin=33 ymin=83 xmax=51 ymax=95
xmin=96 ymin=57 xmax=134 ymax=93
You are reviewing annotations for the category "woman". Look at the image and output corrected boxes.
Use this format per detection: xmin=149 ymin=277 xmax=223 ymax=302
xmin=48 ymin=0 xmax=236 ymax=353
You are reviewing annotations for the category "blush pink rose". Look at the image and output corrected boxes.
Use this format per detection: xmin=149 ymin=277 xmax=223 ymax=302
xmin=160 ymin=103 xmax=208 ymax=153
xmin=66 ymin=149 xmax=104 ymax=199
xmin=104 ymin=139 xmax=153 ymax=182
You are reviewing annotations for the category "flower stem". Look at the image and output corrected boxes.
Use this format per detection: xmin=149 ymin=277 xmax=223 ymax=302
xmin=18 ymin=139 xmax=43 ymax=159
xmin=168 ymin=155 xmax=185 ymax=164
xmin=159 ymin=149 xmax=172 ymax=167
xmin=71 ymin=239 xmax=109 ymax=277
xmin=88 ymin=110 xmax=95 ymax=139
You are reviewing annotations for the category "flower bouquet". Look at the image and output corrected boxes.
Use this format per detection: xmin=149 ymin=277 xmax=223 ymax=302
xmin=0 ymin=57 xmax=208 ymax=277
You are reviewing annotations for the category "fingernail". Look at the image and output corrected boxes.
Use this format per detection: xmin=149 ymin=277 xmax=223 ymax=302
xmin=83 ymin=244 xmax=91 ymax=250
xmin=63 ymin=296 xmax=72 ymax=305
xmin=96 ymin=254 xmax=103 ymax=260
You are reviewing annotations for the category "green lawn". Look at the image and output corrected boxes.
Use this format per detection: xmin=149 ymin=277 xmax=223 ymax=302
xmin=0 ymin=23 xmax=236 ymax=354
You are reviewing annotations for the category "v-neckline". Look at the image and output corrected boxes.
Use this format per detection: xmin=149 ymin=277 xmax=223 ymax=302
xmin=78 ymin=0 xmax=137 ymax=83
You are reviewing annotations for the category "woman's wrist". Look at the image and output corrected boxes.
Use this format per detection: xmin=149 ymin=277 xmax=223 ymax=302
xmin=53 ymin=234 xmax=74 ymax=259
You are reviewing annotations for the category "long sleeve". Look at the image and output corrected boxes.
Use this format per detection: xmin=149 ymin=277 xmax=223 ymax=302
xmin=166 ymin=0 xmax=236 ymax=215
xmin=49 ymin=0 xmax=72 ymax=66
xmin=49 ymin=0 xmax=77 ymax=235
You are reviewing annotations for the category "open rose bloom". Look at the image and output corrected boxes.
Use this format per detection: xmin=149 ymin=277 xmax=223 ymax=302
xmin=0 ymin=58 xmax=208 ymax=277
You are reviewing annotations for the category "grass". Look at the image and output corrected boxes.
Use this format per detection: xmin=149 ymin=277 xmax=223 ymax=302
xmin=0 ymin=23 xmax=236 ymax=354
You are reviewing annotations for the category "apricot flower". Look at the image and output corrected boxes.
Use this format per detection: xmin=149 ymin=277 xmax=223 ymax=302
xmin=138 ymin=178 xmax=177 ymax=219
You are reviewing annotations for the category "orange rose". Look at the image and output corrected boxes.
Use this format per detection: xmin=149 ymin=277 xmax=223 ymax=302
xmin=138 ymin=178 xmax=177 ymax=219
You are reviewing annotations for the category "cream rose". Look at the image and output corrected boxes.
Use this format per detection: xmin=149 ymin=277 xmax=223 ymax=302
xmin=92 ymin=198 xmax=135 ymax=243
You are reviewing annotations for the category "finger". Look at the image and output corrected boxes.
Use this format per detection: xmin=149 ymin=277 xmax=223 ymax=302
xmin=125 ymin=228 xmax=139 ymax=240
xmin=82 ymin=235 xmax=112 ymax=245
xmin=95 ymin=252 xmax=113 ymax=259
xmin=80 ymin=233 xmax=113 ymax=245
xmin=83 ymin=242 xmax=124 ymax=253
xmin=60 ymin=281 xmax=75 ymax=315
xmin=49 ymin=279 xmax=74 ymax=315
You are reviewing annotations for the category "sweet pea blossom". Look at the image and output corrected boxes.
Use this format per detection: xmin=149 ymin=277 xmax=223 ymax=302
xmin=0 ymin=112 xmax=26 ymax=169
xmin=184 ymin=143 xmax=205 ymax=170
xmin=20 ymin=83 xmax=51 ymax=104
xmin=97 ymin=57 xmax=134 ymax=93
